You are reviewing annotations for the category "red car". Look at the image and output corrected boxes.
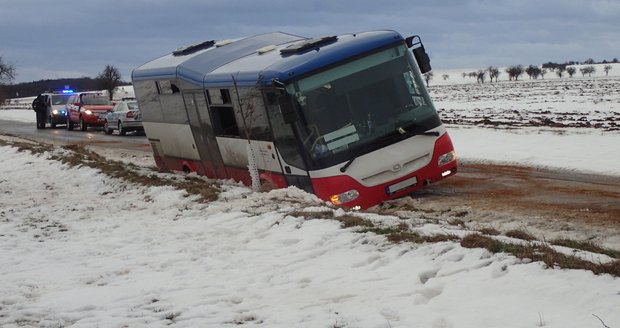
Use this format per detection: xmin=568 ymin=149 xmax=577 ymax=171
xmin=66 ymin=93 xmax=114 ymax=131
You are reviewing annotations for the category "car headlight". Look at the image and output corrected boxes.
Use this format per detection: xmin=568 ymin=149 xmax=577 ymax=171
xmin=84 ymin=110 xmax=93 ymax=115
xmin=330 ymin=189 xmax=359 ymax=205
xmin=438 ymin=151 xmax=456 ymax=166
xmin=52 ymin=109 xmax=59 ymax=115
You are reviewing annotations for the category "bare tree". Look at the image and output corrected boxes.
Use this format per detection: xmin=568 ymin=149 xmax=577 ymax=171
xmin=423 ymin=71 xmax=433 ymax=87
xmin=566 ymin=67 xmax=576 ymax=77
xmin=231 ymin=74 xmax=267 ymax=191
xmin=525 ymin=65 xmax=542 ymax=79
xmin=579 ymin=67 xmax=587 ymax=77
xmin=476 ymin=70 xmax=486 ymax=83
xmin=506 ymin=65 xmax=524 ymax=81
xmin=97 ymin=64 xmax=122 ymax=100
xmin=487 ymin=66 xmax=500 ymax=82
xmin=603 ymin=65 xmax=612 ymax=76
xmin=0 ymin=56 xmax=17 ymax=104
xmin=555 ymin=66 xmax=566 ymax=78
xmin=582 ymin=65 xmax=596 ymax=77
xmin=442 ymin=74 xmax=449 ymax=81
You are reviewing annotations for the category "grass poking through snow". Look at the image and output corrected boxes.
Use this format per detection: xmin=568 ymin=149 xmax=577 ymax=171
xmin=0 ymin=139 xmax=220 ymax=202
xmin=461 ymin=234 xmax=620 ymax=277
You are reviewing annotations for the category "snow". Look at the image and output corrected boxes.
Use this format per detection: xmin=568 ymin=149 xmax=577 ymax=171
xmin=1 ymin=75 xmax=619 ymax=327
xmin=1 ymin=146 xmax=618 ymax=327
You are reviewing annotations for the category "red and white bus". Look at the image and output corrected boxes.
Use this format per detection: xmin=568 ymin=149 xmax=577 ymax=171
xmin=132 ymin=30 xmax=457 ymax=208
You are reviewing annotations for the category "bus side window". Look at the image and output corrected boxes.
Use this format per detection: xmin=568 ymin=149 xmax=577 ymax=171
xmin=211 ymin=106 xmax=240 ymax=137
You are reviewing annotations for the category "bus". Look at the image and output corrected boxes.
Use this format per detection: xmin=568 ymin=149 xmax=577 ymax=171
xmin=131 ymin=30 xmax=457 ymax=208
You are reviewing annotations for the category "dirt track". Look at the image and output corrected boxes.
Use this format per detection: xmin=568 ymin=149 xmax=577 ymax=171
xmin=393 ymin=162 xmax=620 ymax=248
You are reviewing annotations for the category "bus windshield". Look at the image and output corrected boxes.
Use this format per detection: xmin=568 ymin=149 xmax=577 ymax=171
xmin=285 ymin=44 xmax=441 ymax=169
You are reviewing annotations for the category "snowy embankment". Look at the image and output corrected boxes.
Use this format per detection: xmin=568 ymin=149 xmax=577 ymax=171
xmin=1 ymin=144 xmax=618 ymax=327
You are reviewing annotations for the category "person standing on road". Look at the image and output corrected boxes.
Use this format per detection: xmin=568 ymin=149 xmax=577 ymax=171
xmin=32 ymin=94 xmax=47 ymax=129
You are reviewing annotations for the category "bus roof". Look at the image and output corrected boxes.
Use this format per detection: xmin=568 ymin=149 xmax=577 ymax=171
xmin=132 ymin=30 xmax=404 ymax=88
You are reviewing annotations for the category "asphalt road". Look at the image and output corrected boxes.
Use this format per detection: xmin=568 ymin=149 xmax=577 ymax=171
xmin=0 ymin=119 xmax=151 ymax=153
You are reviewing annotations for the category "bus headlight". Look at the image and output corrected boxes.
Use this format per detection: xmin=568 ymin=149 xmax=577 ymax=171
xmin=330 ymin=189 xmax=359 ymax=205
xmin=438 ymin=151 xmax=456 ymax=166
xmin=52 ymin=109 xmax=59 ymax=115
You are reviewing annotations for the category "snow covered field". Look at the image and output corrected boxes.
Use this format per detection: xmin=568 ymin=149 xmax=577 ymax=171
xmin=1 ymin=74 xmax=619 ymax=327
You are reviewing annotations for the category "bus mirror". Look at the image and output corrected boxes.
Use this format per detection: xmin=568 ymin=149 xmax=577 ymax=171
xmin=413 ymin=45 xmax=432 ymax=74
xmin=406 ymin=35 xmax=432 ymax=74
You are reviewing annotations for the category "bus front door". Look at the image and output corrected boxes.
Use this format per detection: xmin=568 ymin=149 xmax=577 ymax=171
xmin=265 ymin=92 xmax=314 ymax=194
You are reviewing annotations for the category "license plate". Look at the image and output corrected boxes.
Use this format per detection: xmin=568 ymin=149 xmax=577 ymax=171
xmin=386 ymin=176 xmax=417 ymax=195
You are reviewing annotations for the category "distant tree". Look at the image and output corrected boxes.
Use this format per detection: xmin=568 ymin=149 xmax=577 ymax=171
xmin=613 ymin=58 xmax=618 ymax=63
xmin=525 ymin=65 xmax=542 ymax=79
xmin=540 ymin=68 xmax=548 ymax=79
xmin=96 ymin=64 xmax=122 ymax=100
xmin=442 ymin=74 xmax=450 ymax=81
xmin=579 ymin=67 xmax=587 ymax=77
xmin=423 ymin=71 xmax=434 ymax=87
xmin=476 ymin=70 xmax=486 ymax=83
xmin=584 ymin=65 xmax=596 ymax=77
xmin=487 ymin=66 xmax=500 ymax=82
xmin=506 ymin=65 xmax=524 ymax=81
xmin=467 ymin=71 xmax=477 ymax=79
xmin=603 ymin=65 xmax=612 ymax=76
xmin=461 ymin=72 xmax=467 ymax=78
xmin=583 ymin=58 xmax=595 ymax=65
xmin=566 ymin=67 xmax=576 ymax=77
xmin=0 ymin=56 xmax=17 ymax=104
xmin=555 ymin=66 xmax=566 ymax=78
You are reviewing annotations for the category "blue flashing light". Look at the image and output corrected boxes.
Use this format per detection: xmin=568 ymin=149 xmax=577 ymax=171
xmin=61 ymin=89 xmax=74 ymax=94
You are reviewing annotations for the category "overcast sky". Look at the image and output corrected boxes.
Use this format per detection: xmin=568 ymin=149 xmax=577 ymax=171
xmin=2 ymin=0 xmax=619 ymax=83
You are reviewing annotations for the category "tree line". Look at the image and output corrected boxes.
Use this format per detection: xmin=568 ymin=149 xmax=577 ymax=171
xmin=454 ymin=63 xmax=613 ymax=84
xmin=0 ymin=57 xmax=127 ymax=104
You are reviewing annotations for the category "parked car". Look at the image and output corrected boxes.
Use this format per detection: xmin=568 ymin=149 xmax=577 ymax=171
xmin=103 ymin=100 xmax=143 ymax=135
xmin=38 ymin=93 xmax=72 ymax=128
xmin=66 ymin=93 xmax=114 ymax=131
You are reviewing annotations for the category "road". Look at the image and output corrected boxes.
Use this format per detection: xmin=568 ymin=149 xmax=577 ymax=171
xmin=0 ymin=119 xmax=151 ymax=153
xmin=2 ymin=118 xmax=619 ymax=247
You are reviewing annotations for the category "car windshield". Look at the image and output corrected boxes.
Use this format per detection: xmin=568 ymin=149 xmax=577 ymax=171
xmin=285 ymin=44 xmax=441 ymax=169
xmin=81 ymin=95 xmax=111 ymax=105
xmin=51 ymin=94 xmax=71 ymax=105
xmin=126 ymin=102 xmax=139 ymax=110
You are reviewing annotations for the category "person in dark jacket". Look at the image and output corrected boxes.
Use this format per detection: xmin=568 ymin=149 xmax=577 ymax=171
xmin=32 ymin=94 xmax=48 ymax=129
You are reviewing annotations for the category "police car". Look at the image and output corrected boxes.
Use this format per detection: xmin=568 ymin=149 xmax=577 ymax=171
xmin=38 ymin=92 xmax=72 ymax=128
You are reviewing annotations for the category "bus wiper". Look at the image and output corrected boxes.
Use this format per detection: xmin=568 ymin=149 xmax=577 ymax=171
xmin=339 ymin=129 xmax=440 ymax=173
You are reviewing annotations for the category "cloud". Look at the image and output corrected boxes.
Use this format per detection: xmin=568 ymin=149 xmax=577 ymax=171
xmin=1 ymin=0 xmax=618 ymax=82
